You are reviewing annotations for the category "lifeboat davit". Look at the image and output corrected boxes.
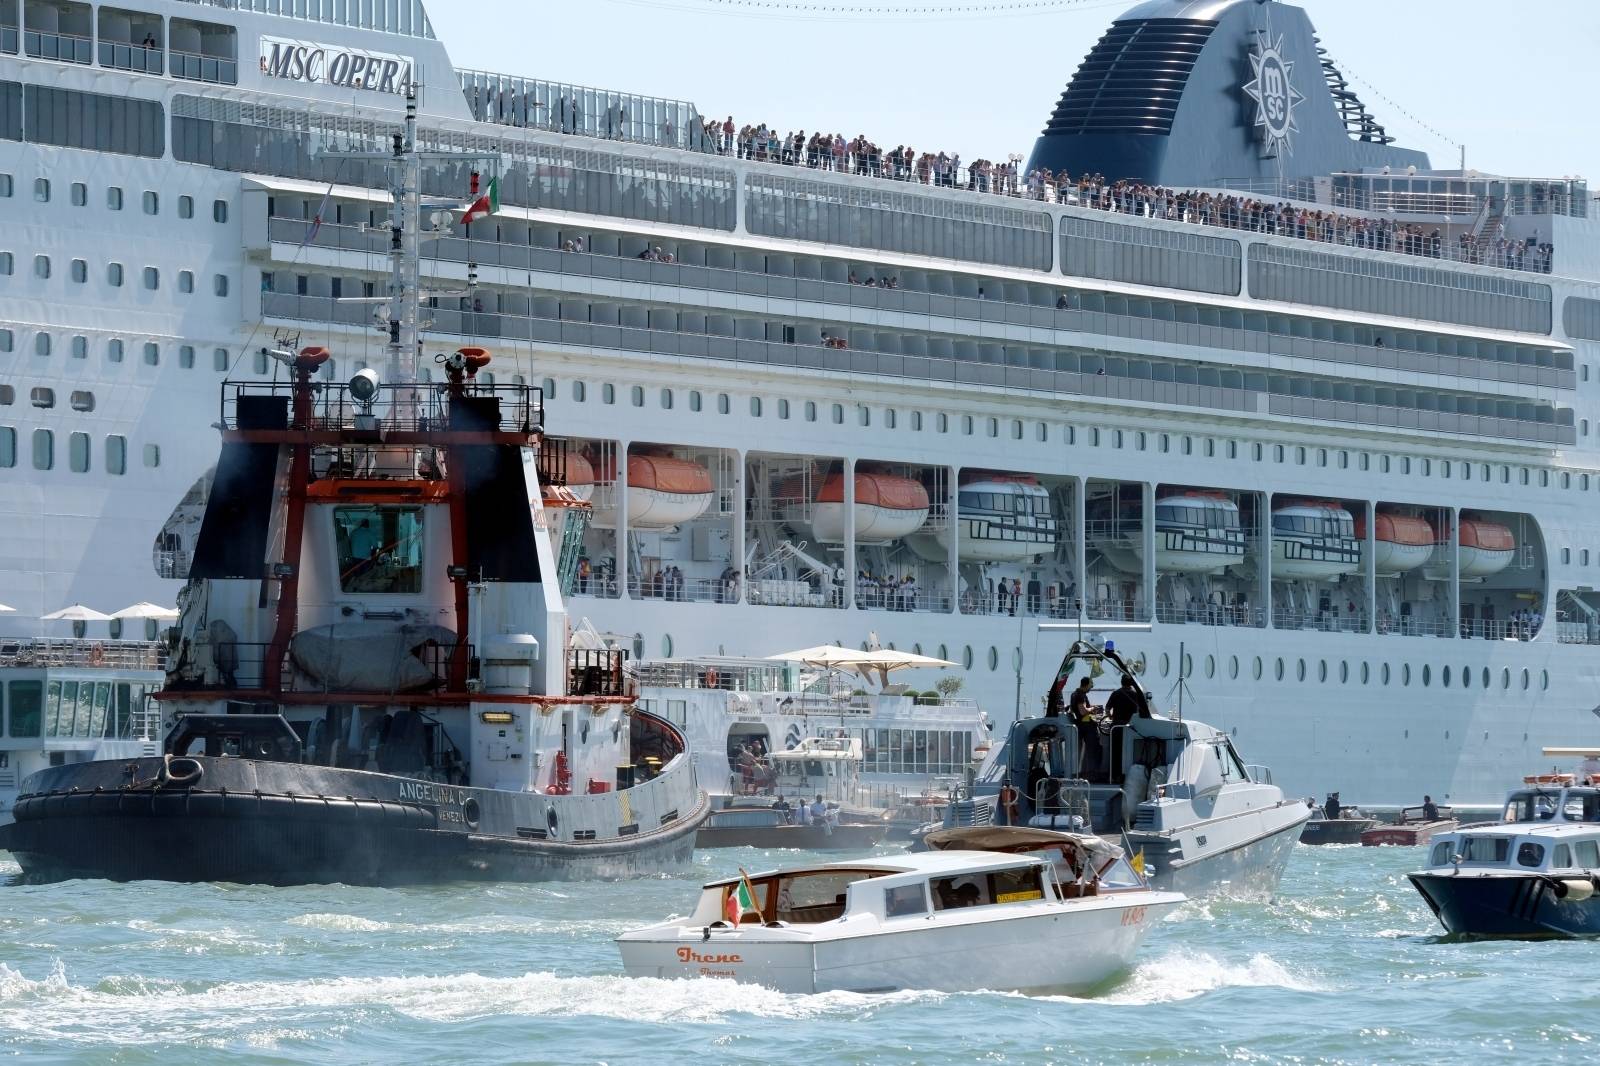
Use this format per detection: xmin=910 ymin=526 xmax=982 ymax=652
xmin=806 ymin=472 xmax=930 ymax=544
xmin=1270 ymin=501 xmax=1360 ymax=581
xmin=591 ymin=454 xmax=714 ymax=529
xmin=1457 ymin=518 xmax=1516 ymax=578
xmin=1355 ymin=512 xmax=1434 ymax=575
xmin=910 ymin=473 xmax=1056 ymax=563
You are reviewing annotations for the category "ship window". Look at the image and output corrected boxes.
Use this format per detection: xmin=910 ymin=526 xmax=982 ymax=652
xmin=1296 ymin=447 xmax=1307 ymax=465
xmin=143 ymin=444 xmax=160 ymax=467
xmin=1273 ymin=445 xmax=1284 ymax=463
xmin=179 ymin=346 xmax=195 ymax=369
xmin=1037 ymin=422 xmax=1047 ymax=442
xmin=1563 ymin=473 xmax=1572 ymax=490
xmin=333 ymin=506 xmax=424 ymax=594
xmin=32 ymin=428 xmax=52 ymax=470
xmin=856 ymin=406 xmax=869 ymax=427
xmin=0 ymin=175 xmax=10 ymax=197
xmin=911 ymin=411 xmax=922 ymax=431
xmin=1577 ymin=841 xmax=1600 ymax=868
xmin=30 ymin=387 xmax=54 ymax=408
xmin=0 ymin=428 xmax=13 ymax=468
xmin=1382 ymin=663 xmax=1391 ymax=685
xmin=718 ymin=394 xmax=731 ymax=415
xmin=1542 ymin=670 xmax=1550 ymax=691
xmin=68 ymin=432 xmax=89 ymax=473
xmin=1517 ymin=842 xmax=1546 ymax=868
xmin=105 ymin=435 xmax=126 ymax=475
xmin=33 ymin=178 xmax=49 ymax=202
xmin=1584 ymin=550 xmax=1591 ymax=566
xmin=659 ymin=388 xmax=672 ymax=410
xmin=33 ymin=254 xmax=49 ymax=279
xmin=832 ymin=404 xmax=844 ymax=425
xmin=1359 ymin=453 xmax=1369 ymax=471
xmin=750 ymin=396 xmax=762 ymax=417
xmin=1252 ymin=657 xmax=1262 ymax=680
xmin=661 ymin=634 xmax=673 ymax=657
xmin=1228 ymin=656 xmax=1238 ymax=679
xmin=0 ymin=253 xmax=9 ymax=276
xmin=1500 ymin=466 xmax=1510 ymax=483
xmin=962 ymin=646 xmax=973 ymax=669
xmin=33 ymin=332 xmax=49 ymax=356
xmin=213 ymin=274 xmax=229 ymax=296
xmin=107 ymin=186 xmax=124 ymax=210
xmin=70 ymin=182 xmax=86 ymax=206
xmin=987 ymin=647 xmax=998 ymax=671
xmin=214 ymin=348 xmax=229 ymax=372
xmin=69 ymin=391 xmax=93 ymax=412
xmin=6 ymin=680 xmax=43 ymax=738
xmin=1422 ymin=665 xmax=1431 ymax=687
xmin=1555 ymin=845 xmax=1572 ymax=869
xmin=143 ymin=191 xmax=159 ymax=215
xmin=1402 ymin=664 xmax=1411 ymax=686
xmin=601 ymin=383 xmax=615 ymax=405
xmin=70 ymin=259 xmax=86 ymax=283
xmin=178 ymin=195 xmax=193 ymax=219
xmin=1428 ymin=842 xmax=1452 ymax=867
xmin=143 ymin=342 xmax=159 ymax=366
xmin=1136 ymin=432 xmax=1147 ymax=450
xmin=0 ymin=386 xmax=9 ymax=404
xmin=1011 ymin=420 xmax=1023 ymax=440
xmin=108 ymin=339 xmax=123 ymax=362
xmin=179 ymin=271 xmax=193 ymax=293
xmin=108 ymin=262 xmax=123 ymax=286
xmin=1360 ymin=662 xmax=1369 ymax=685
xmin=1442 ymin=666 xmax=1451 ymax=687
xmin=629 ymin=385 xmax=643 ymax=407
xmin=1521 ymin=668 xmax=1531 ymax=690
xmin=1297 ymin=659 xmax=1307 ymax=682
xmin=1539 ymin=470 xmax=1549 ymax=488
xmin=1274 ymin=658 xmax=1284 ymax=681
xmin=804 ymin=401 xmax=816 ymax=422
xmin=143 ymin=267 xmax=159 ymax=290
xmin=1205 ymin=655 xmax=1215 ymax=679
xmin=938 ymin=413 xmax=948 ymax=433
xmin=571 ymin=381 xmax=585 ymax=402
xmin=1401 ymin=457 xmax=1411 ymax=475
xmin=213 ymin=200 xmax=228 ymax=223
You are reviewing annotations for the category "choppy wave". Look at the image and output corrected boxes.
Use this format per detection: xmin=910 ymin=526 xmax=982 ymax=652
xmin=1081 ymin=949 xmax=1328 ymax=1006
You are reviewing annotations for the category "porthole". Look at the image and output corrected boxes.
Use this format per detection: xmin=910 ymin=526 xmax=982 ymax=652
xmin=1502 ymin=667 xmax=1511 ymax=689
xmin=938 ymin=644 xmax=948 ymax=663
xmin=1542 ymin=670 xmax=1549 ymax=691
xmin=1422 ymin=664 xmax=1431 ymax=687
xmin=1204 ymin=655 xmax=1215 ymax=679
xmin=1441 ymin=665 xmax=1450 ymax=688
xmin=912 ymin=643 xmax=922 ymax=656
xmin=1402 ymin=664 xmax=1411 ymax=686
xmin=962 ymin=646 xmax=973 ymax=669
xmin=1360 ymin=662 xmax=1370 ymax=685
xmin=1462 ymin=667 xmax=1470 ymax=690
xmin=1521 ymin=668 xmax=1530 ymax=690
xmin=1011 ymin=648 xmax=1022 ymax=671
xmin=1274 ymin=658 xmax=1284 ymax=681
xmin=1228 ymin=656 xmax=1239 ymax=680
xmin=1338 ymin=661 xmax=1347 ymax=684
xmin=1252 ymin=657 xmax=1262 ymax=680
xmin=1317 ymin=660 xmax=1327 ymax=683
xmin=1296 ymin=659 xmax=1306 ymax=682
xmin=1160 ymin=653 xmax=1170 ymax=677
xmin=1182 ymin=653 xmax=1193 ymax=678
xmin=1382 ymin=663 xmax=1391 ymax=685
xmin=661 ymin=634 xmax=673 ymax=657
xmin=986 ymin=646 xmax=998 ymax=671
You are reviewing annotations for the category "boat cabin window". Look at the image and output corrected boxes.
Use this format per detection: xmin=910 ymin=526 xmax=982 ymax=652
xmin=333 ymin=505 xmax=424 ymax=594
xmin=770 ymin=869 xmax=879 ymax=924
xmin=1516 ymin=842 xmax=1545 ymax=868
xmin=1429 ymin=842 xmax=1453 ymax=867
xmin=1554 ymin=845 xmax=1572 ymax=869
xmin=931 ymin=866 xmax=1045 ymax=911
xmin=1575 ymin=840 xmax=1600 ymax=868
xmin=1460 ymin=836 xmax=1510 ymax=864
xmin=884 ymin=883 xmax=929 ymax=918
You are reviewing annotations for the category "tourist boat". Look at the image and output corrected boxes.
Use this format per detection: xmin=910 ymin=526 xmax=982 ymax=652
xmin=1357 ymin=512 xmax=1436 ymax=575
xmin=1299 ymin=806 xmax=1376 ymax=845
xmin=589 ymin=452 xmax=714 ymax=529
xmin=615 ymin=842 xmax=1183 ymax=994
xmin=1270 ymin=502 xmax=1362 ymax=580
xmin=909 ymin=474 xmax=1055 ymax=563
xmin=697 ymin=734 xmax=892 ymax=849
xmin=1455 ymin=517 xmax=1517 ymax=578
xmin=803 ymin=471 xmax=930 ymax=545
xmin=1409 ymin=757 xmax=1600 ymax=936
xmin=937 ymin=637 xmax=1310 ymax=898
xmin=0 ymin=106 xmax=708 ymax=885
xmin=1360 ymin=805 xmax=1458 ymax=846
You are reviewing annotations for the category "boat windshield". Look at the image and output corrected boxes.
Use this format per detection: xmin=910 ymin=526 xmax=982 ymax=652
xmin=765 ymin=868 xmax=884 ymax=924
xmin=931 ymin=866 xmax=1046 ymax=911
xmin=333 ymin=505 xmax=424 ymax=593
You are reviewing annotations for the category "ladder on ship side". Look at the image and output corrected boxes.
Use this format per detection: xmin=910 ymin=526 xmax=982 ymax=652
xmin=557 ymin=508 xmax=592 ymax=596
xmin=130 ymin=697 xmax=163 ymax=756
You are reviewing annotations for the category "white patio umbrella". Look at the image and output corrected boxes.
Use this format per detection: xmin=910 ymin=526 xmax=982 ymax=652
xmin=40 ymin=604 xmax=112 ymax=622
xmin=767 ymin=644 xmax=955 ymax=688
xmin=765 ymin=644 xmax=877 ymax=669
xmin=110 ymin=602 xmax=180 ymax=620
xmin=0 ymin=603 xmax=15 ymax=613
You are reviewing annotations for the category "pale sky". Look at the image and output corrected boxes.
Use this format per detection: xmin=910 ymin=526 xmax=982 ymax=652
xmin=429 ymin=0 xmax=1597 ymax=185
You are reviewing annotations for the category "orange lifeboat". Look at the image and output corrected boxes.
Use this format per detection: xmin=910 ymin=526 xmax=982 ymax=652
xmin=564 ymin=451 xmax=596 ymax=504
xmin=591 ymin=453 xmax=713 ymax=529
xmin=1458 ymin=518 xmax=1516 ymax=577
xmin=1355 ymin=512 xmax=1435 ymax=575
xmin=809 ymin=472 xmax=930 ymax=543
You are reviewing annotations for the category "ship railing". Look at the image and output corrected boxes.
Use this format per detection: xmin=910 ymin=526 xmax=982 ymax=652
xmin=1245 ymin=764 xmax=1274 ymax=785
xmin=98 ymin=39 xmax=163 ymax=74
xmin=626 ymin=576 xmax=742 ymax=605
xmin=855 ymin=591 xmax=953 ymax=614
xmin=0 ymin=639 xmax=165 ymax=670
xmin=1556 ymin=621 xmax=1600 ymax=645
xmin=1463 ymin=618 xmax=1528 ymax=641
xmin=1372 ymin=615 xmax=1456 ymax=639
xmin=260 ymin=293 xmax=1578 ymax=448
xmin=568 ymin=648 xmax=629 ymax=698
xmin=1031 ymin=776 xmax=1092 ymax=825
xmin=24 ymin=28 xmax=90 ymax=63
xmin=1154 ymin=602 xmax=1266 ymax=628
xmin=1271 ymin=608 xmax=1371 ymax=634
xmin=458 ymin=68 xmax=712 ymax=153
xmin=221 ymin=379 xmax=545 ymax=436
xmin=170 ymin=46 xmax=237 ymax=84
xmin=269 ymin=215 xmax=1577 ymax=392
xmin=154 ymin=549 xmax=192 ymax=581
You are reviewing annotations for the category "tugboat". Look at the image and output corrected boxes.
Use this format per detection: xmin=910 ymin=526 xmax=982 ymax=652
xmin=0 ymin=91 xmax=707 ymax=886
xmin=1408 ymin=752 xmax=1600 ymax=937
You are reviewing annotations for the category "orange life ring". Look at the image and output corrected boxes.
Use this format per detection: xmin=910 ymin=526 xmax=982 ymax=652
xmin=88 ymin=643 xmax=106 ymax=666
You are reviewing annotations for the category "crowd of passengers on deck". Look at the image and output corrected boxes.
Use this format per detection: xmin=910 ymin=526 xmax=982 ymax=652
xmin=689 ymin=116 xmax=1552 ymax=274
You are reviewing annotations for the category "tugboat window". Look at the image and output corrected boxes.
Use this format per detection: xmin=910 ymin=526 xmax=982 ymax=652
xmin=333 ymin=506 xmax=424 ymax=593
xmin=1516 ymin=842 xmax=1545 ymax=868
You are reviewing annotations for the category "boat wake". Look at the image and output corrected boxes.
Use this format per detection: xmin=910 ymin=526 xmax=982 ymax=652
xmin=285 ymin=912 xmax=637 ymax=938
xmin=1070 ymin=949 xmax=1328 ymax=1005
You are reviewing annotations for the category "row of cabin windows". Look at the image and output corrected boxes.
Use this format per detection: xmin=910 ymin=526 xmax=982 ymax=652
xmin=538 ymin=371 xmax=1600 ymax=488
xmin=0 ymin=428 xmax=159 ymax=472
xmin=0 ymin=252 xmax=229 ymax=295
xmin=1173 ymin=654 xmax=1553 ymax=694
xmin=0 ymin=332 xmax=231 ymax=369
xmin=0 ymin=175 xmax=227 ymax=223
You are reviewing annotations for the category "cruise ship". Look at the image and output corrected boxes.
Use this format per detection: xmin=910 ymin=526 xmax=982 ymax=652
xmin=1 ymin=0 xmax=1597 ymax=809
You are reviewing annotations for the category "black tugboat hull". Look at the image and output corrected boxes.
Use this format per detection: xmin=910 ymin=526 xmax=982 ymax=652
xmin=0 ymin=755 xmax=707 ymax=886
xmin=1409 ymin=873 xmax=1600 ymax=938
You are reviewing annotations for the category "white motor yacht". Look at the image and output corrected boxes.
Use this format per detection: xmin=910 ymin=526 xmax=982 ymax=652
xmin=616 ymin=837 xmax=1182 ymax=995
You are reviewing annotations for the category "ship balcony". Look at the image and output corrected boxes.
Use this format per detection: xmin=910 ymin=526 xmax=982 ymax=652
xmin=96 ymin=5 xmax=161 ymax=73
xmin=169 ymin=14 xmax=234 ymax=84
xmin=22 ymin=0 xmax=89 ymax=62
xmin=1 ymin=0 xmax=17 ymax=54
xmin=0 ymin=638 xmax=165 ymax=670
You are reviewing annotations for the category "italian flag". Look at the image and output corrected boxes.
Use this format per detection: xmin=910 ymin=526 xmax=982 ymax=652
xmin=460 ymin=176 xmax=499 ymax=225
xmin=723 ymin=871 xmax=761 ymax=926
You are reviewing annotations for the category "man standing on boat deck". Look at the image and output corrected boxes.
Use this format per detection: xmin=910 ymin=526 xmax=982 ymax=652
xmin=1069 ymin=677 xmax=1103 ymax=776
xmin=1106 ymin=675 xmax=1148 ymax=727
